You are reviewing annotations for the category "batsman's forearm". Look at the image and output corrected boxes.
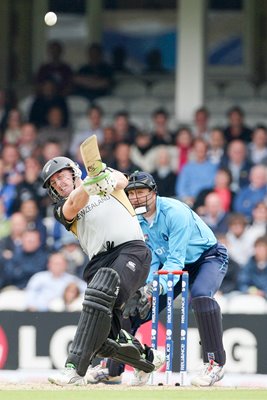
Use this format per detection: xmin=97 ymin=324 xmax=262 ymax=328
xmin=63 ymin=185 xmax=89 ymax=219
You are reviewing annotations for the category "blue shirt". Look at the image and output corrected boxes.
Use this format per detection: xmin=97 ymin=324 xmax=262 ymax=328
xmin=138 ymin=196 xmax=217 ymax=294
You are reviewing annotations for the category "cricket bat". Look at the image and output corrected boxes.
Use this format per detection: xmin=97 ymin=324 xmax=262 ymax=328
xmin=80 ymin=134 xmax=103 ymax=177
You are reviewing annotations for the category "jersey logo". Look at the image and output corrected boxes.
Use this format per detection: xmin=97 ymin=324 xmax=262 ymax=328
xmin=162 ymin=233 xmax=169 ymax=241
xmin=126 ymin=260 xmax=136 ymax=272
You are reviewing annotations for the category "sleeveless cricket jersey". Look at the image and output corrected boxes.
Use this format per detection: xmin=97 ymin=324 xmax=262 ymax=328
xmin=54 ymin=190 xmax=144 ymax=259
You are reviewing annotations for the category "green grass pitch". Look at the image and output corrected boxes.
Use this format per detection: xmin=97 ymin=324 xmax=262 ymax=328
xmin=0 ymin=388 xmax=266 ymax=400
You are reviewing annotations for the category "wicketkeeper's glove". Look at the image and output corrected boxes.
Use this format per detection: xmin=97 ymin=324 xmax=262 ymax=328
xmin=82 ymin=167 xmax=117 ymax=196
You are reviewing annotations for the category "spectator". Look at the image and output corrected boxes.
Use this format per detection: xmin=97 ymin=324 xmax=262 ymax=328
xmin=175 ymin=138 xmax=217 ymax=207
xmin=233 ymin=164 xmax=267 ymax=221
xmin=0 ymin=229 xmax=48 ymax=290
xmin=0 ymin=157 xmax=17 ymax=216
xmin=2 ymin=108 xmax=22 ymax=145
xmin=25 ymin=251 xmax=85 ymax=311
xmin=111 ymin=142 xmax=140 ymax=175
xmin=113 ymin=111 xmax=137 ymax=144
xmin=49 ymin=282 xmax=83 ymax=312
xmin=246 ymin=202 xmax=267 ymax=243
xmin=70 ymin=105 xmax=104 ymax=157
xmin=151 ymin=146 xmax=177 ymax=197
xmin=59 ymin=233 xmax=88 ymax=278
xmin=18 ymin=123 xmax=39 ymax=159
xmin=143 ymin=49 xmax=166 ymax=74
xmin=0 ymin=212 xmax=27 ymax=258
xmin=73 ymin=43 xmax=113 ymax=101
xmin=19 ymin=198 xmax=47 ymax=248
xmin=226 ymin=213 xmax=253 ymax=268
xmin=35 ymin=40 xmax=73 ymax=96
xmin=39 ymin=139 xmax=65 ymax=165
xmin=220 ymin=139 xmax=252 ymax=194
xmin=111 ymin=46 xmax=132 ymax=75
xmin=1 ymin=143 xmax=24 ymax=184
xmin=194 ymin=167 xmax=234 ymax=214
xmin=248 ymin=125 xmax=267 ymax=165
xmin=29 ymin=78 xmax=69 ymax=129
xmin=173 ymin=126 xmax=194 ymax=173
xmin=200 ymin=192 xmax=229 ymax=235
xmin=192 ymin=106 xmax=210 ymax=140
xmin=38 ymin=105 xmax=72 ymax=154
xmin=215 ymin=234 xmax=240 ymax=295
xmin=12 ymin=157 xmax=47 ymax=215
xmin=238 ymin=235 xmax=267 ymax=298
xmin=130 ymin=131 xmax=155 ymax=172
xmin=99 ymin=126 xmax=116 ymax=166
xmin=0 ymin=198 xmax=11 ymax=239
xmin=150 ymin=108 xmax=173 ymax=147
xmin=208 ymin=128 xmax=226 ymax=165
xmin=223 ymin=106 xmax=252 ymax=143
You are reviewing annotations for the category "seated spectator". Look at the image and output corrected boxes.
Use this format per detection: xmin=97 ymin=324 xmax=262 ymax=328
xmin=35 ymin=40 xmax=73 ymax=96
xmin=150 ymin=108 xmax=173 ymax=147
xmin=173 ymin=126 xmax=194 ymax=173
xmin=2 ymin=108 xmax=22 ymax=145
xmin=223 ymin=106 xmax=252 ymax=143
xmin=238 ymin=236 xmax=267 ymax=299
xmin=18 ymin=123 xmax=39 ymax=159
xmin=111 ymin=142 xmax=140 ymax=175
xmin=226 ymin=213 xmax=253 ymax=268
xmin=39 ymin=139 xmax=65 ymax=165
xmin=59 ymin=233 xmax=88 ymax=278
xmin=25 ymin=251 xmax=85 ymax=311
xmin=70 ymin=104 xmax=104 ymax=157
xmin=0 ymin=198 xmax=10 ymax=239
xmin=192 ymin=106 xmax=210 ymax=140
xmin=199 ymin=192 xmax=229 ymax=235
xmin=248 ymin=125 xmax=267 ymax=165
xmin=12 ymin=157 xmax=47 ymax=216
xmin=19 ymin=198 xmax=47 ymax=248
xmin=113 ymin=111 xmax=137 ymax=144
xmin=29 ymin=78 xmax=69 ymax=129
xmin=175 ymin=138 xmax=217 ymax=207
xmin=38 ymin=105 xmax=72 ymax=155
xmin=233 ymin=164 xmax=267 ymax=221
xmin=130 ymin=131 xmax=155 ymax=172
xmin=99 ymin=126 xmax=116 ymax=166
xmin=215 ymin=233 xmax=240 ymax=295
xmin=49 ymin=282 xmax=83 ymax=312
xmin=111 ymin=46 xmax=133 ymax=75
xmin=0 ymin=212 xmax=27 ymax=258
xmin=0 ymin=229 xmax=48 ymax=290
xmin=194 ymin=167 xmax=234 ymax=214
xmin=1 ymin=143 xmax=24 ymax=184
xmin=246 ymin=202 xmax=267 ymax=243
xmin=151 ymin=146 xmax=177 ymax=197
xmin=0 ymin=157 xmax=17 ymax=217
xmin=73 ymin=43 xmax=113 ymax=101
xmin=220 ymin=139 xmax=252 ymax=194
xmin=207 ymin=127 xmax=226 ymax=165
xmin=143 ymin=48 xmax=167 ymax=74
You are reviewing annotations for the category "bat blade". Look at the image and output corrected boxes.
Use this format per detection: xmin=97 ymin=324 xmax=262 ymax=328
xmin=80 ymin=135 xmax=103 ymax=177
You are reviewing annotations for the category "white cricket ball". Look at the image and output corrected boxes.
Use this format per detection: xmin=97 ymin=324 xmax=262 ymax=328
xmin=44 ymin=12 xmax=57 ymax=26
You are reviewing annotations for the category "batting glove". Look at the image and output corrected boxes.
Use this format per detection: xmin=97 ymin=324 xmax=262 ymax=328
xmin=82 ymin=169 xmax=117 ymax=196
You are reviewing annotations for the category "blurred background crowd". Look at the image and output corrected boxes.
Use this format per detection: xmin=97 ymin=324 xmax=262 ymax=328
xmin=0 ymin=38 xmax=267 ymax=314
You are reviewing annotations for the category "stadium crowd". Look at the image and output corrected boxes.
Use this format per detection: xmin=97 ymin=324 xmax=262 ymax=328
xmin=0 ymin=41 xmax=267 ymax=312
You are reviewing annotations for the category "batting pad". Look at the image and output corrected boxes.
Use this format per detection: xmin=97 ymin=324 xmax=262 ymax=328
xmin=66 ymin=268 xmax=120 ymax=376
xmin=192 ymin=296 xmax=226 ymax=365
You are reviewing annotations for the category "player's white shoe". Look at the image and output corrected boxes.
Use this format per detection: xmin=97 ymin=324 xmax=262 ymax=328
xmin=191 ymin=360 xmax=225 ymax=387
xmin=86 ymin=364 xmax=122 ymax=384
xmin=132 ymin=349 xmax=165 ymax=386
xmin=48 ymin=364 xmax=87 ymax=386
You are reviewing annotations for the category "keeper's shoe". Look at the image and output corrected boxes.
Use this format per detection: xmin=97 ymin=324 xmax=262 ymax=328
xmin=48 ymin=364 xmax=87 ymax=386
xmin=86 ymin=364 xmax=122 ymax=384
xmin=191 ymin=360 xmax=225 ymax=387
xmin=132 ymin=349 xmax=165 ymax=386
